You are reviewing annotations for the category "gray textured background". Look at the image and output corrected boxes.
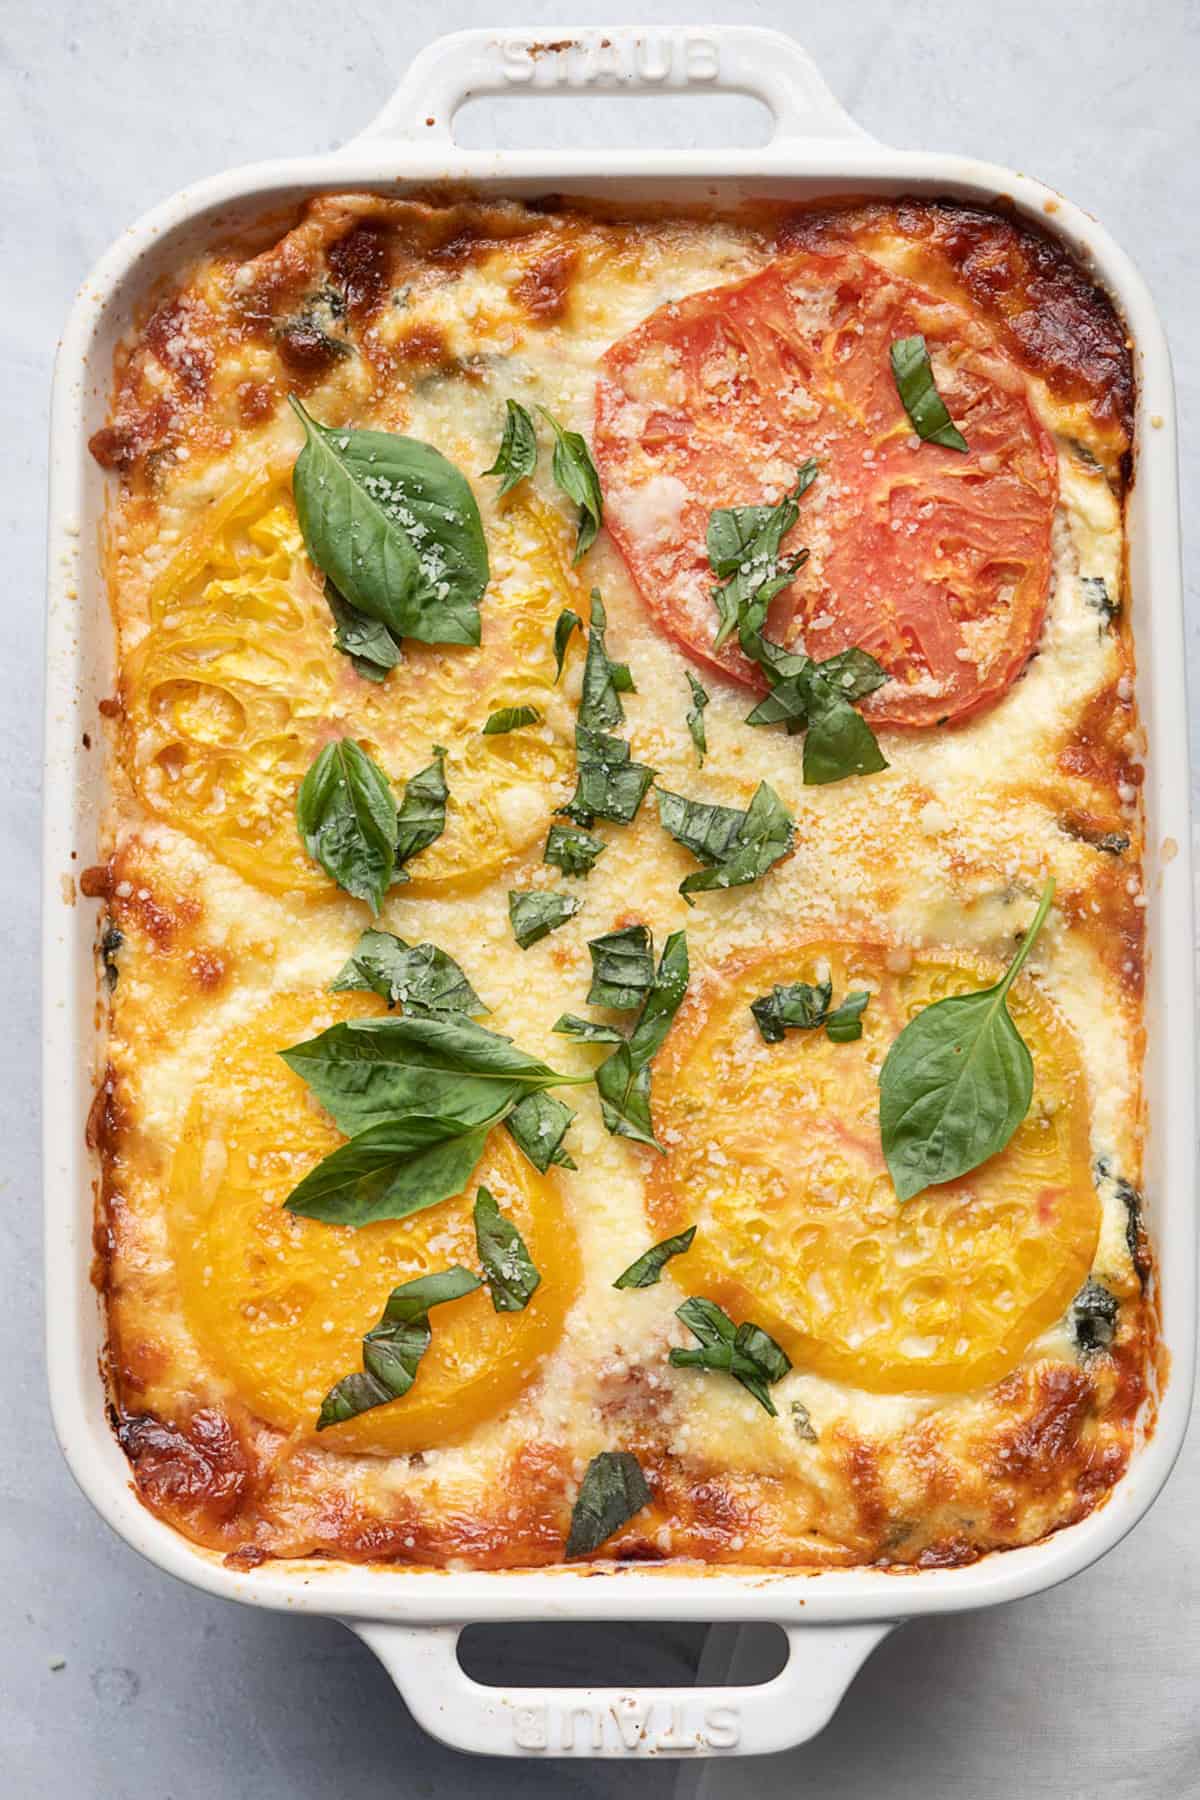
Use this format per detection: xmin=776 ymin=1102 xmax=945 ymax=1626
xmin=6 ymin=2 xmax=1198 ymax=1794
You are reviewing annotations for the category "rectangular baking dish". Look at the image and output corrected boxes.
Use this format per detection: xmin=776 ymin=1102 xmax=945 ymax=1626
xmin=44 ymin=25 xmax=1195 ymax=1761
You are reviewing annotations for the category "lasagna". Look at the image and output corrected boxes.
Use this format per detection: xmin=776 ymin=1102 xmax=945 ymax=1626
xmin=84 ymin=192 xmax=1155 ymax=1572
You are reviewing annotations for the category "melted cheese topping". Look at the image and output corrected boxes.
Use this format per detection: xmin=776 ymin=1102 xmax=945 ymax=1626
xmin=90 ymin=195 xmax=1153 ymax=1571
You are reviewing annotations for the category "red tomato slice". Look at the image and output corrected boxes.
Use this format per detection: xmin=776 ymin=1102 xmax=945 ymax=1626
xmin=594 ymin=249 xmax=1059 ymax=728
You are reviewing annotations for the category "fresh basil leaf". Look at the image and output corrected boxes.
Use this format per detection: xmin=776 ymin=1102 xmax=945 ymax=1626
xmin=474 ymin=1185 xmax=542 ymax=1311
xmin=889 ymin=335 xmax=968 ymax=452
xmin=750 ymin=979 xmax=833 ymax=1043
xmin=559 ymin=726 xmax=654 ymax=828
xmin=483 ymin=704 xmax=540 ymax=736
xmin=331 ymin=928 xmax=486 ymax=1015
xmin=815 ymin=647 xmax=890 ymax=704
xmin=289 ymin=396 xmax=489 ymax=645
xmin=543 ymin=822 xmax=605 ymax=878
xmin=577 ymin=591 xmax=630 ymax=731
xmin=296 ymin=737 xmax=397 ymax=913
xmin=553 ymin=608 xmax=582 ymax=681
xmin=668 ymin=1296 xmax=791 ymax=1416
xmin=802 ymin=685 xmax=889 ymax=786
xmin=566 ymin=1451 xmax=652 ymax=1557
xmin=393 ymin=747 xmax=448 ymax=873
xmin=595 ymin=931 xmax=688 ymax=1148
xmin=325 ymin=580 xmax=402 ymax=682
xmin=879 ymin=879 xmax=1055 ymax=1201
xmin=552 ymin=1014 xmax=626 ymax=1044
xmin=614 ymin=1225 xmax=696 ymax=1289
xmin=504 ymin=1091 xmax=577 ymax=1172
xmin=283 ymin=1115 xmax=489 ymax=1227
xmin=684 ymin=671 xmax=709 ymax=765
xmin=656 ymin=780 xmax=794 ymax=904
xmin=587 ymin=924 xmax=655 ymax=1010
xmin=746 ymin=650 xmax=888 ymax=783
xmin=538 ymin=407 xmax=603 ymax=562
xmin=481 ymin=398 xmax=538 ymax=496
xmin=508 ymin=889 xmax=582 ymax=949
xmin=280 ymin=1011 xmax=587 ymax=1138
xmin=317 ymin=1265 xmax=481 ymax=1428
xmin=824 ymin=990 xmax=870 ymax=1043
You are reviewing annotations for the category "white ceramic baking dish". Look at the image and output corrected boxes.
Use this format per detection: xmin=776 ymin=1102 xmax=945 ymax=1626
xmin=44 ymin=24 xmax=1195 ymax=1762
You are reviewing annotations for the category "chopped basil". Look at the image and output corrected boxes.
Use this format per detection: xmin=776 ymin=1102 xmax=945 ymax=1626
xmin=751 ymin=978 xmax=831 ymax=1041
xmin=553 ymin=608 xmax=582 ymax=681
xmin=594 ymin=930 xmax=689 ymax=1148
xmin=668 ymin=1297 xmax=791 ymax=1416
xmin=1081 ymin=574 xmax=1120 ymax=627
xmin=279 ymin=1011 xmax=589 ymax=1140
xmin=331 ymin=929 xmax=486 ymax=1016
xmin=538 ymin=407 xmax=603 ymax=562
xmin=824 ymin=990 xmax=871 ymax=1042
xmin=552 ymin=1014 xmax=626 ymax=1044
xmin=317 ymin=1266 xmax=481 ymax=1428
xmin=508 ymin=889 xmax=582 ymax=949
xmin=587 ymin=924 xmax=655 ymax=1010
xmin=483 ymin=704 xmax=541 ymax=735
xmin=791 ymin=1399 xmax=819 ymax=1443
xmin=324 ymin=580 xmax=403 ymax=682
xmin=481 ymin=399 xmax=538 ymax=496
xmin=394 ymin=747 xmax=449 ymax=874
xmin=543 ymin=822 xmax=605 ymax=877
xmin=879 ymin=878 xmax=1055 ymax=1201
xmin=283 ymin=1115 xmax=490 ymax=1227
xmin=708 ymin=462 xmax=818 ymax=654
xmin=889 ymin=335 xmax=968 ymax=452
xmin=566 ymin=1451 xmax=652 ymax=1557
xmin=558 ymin=726 xmax=655 ymax=829
xmin=474 ymin=1186 xmax=541 ymax=1311
xmin=504 ymin=1090 xmax=577 ymax=1172
xmin=289 ymin=396 xmax=488 ymax=645
xmin=100 ymin=923 xmax=123 ymax=989
xmin=1069 ymin=1278 xmax=1118 ymax=1354
xmin=705 ymin=470 xmax=887 ymax=784
xmin=296 ymin=737 xmax=398 ymax=913
xmin=656 ymin=780 xmax=794 ymax=904
xmin=684 ymin=671 xmax=709 ymax=765
xmin=577 ymin=591 xmax=633 ymax=731
xmin=750 ymin=978 xmax=870 ymax=1045
xmin=556 ymin=591 xmax=652 ymax=827
xmin=614 ymin=1225 xmax=696 ymax=1289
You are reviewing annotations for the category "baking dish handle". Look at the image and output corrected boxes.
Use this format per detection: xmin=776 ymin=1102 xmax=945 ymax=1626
xmin=351 ymin=26 xmax=874 ymax=149
xmin=350 ymin=1618 xmax=894 ymax=1758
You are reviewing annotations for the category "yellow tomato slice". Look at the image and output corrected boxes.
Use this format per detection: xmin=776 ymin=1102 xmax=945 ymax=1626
xmin=171 ymin=992 xmax=578 ymax=1454
xmin=647 ymin=943 xmax=1098 ymax=1394
xmin=123 ymin=470 xmax=578 ymax=897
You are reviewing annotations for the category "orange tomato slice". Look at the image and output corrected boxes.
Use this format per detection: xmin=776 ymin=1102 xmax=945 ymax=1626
xmin=122 ymin=470 xmax=577 ymax=897
xmin=171 ymin=992 xmax=578 ymax=1454
xmin=646 ymin=943 xmax=1097 ymax=1393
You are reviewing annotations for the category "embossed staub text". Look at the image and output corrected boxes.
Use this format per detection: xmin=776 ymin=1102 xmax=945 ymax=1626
xmin=511 ymin=1697 xmax=741 ymax=1754
xmin=497 ymin=32 xmax=721 ymax=89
